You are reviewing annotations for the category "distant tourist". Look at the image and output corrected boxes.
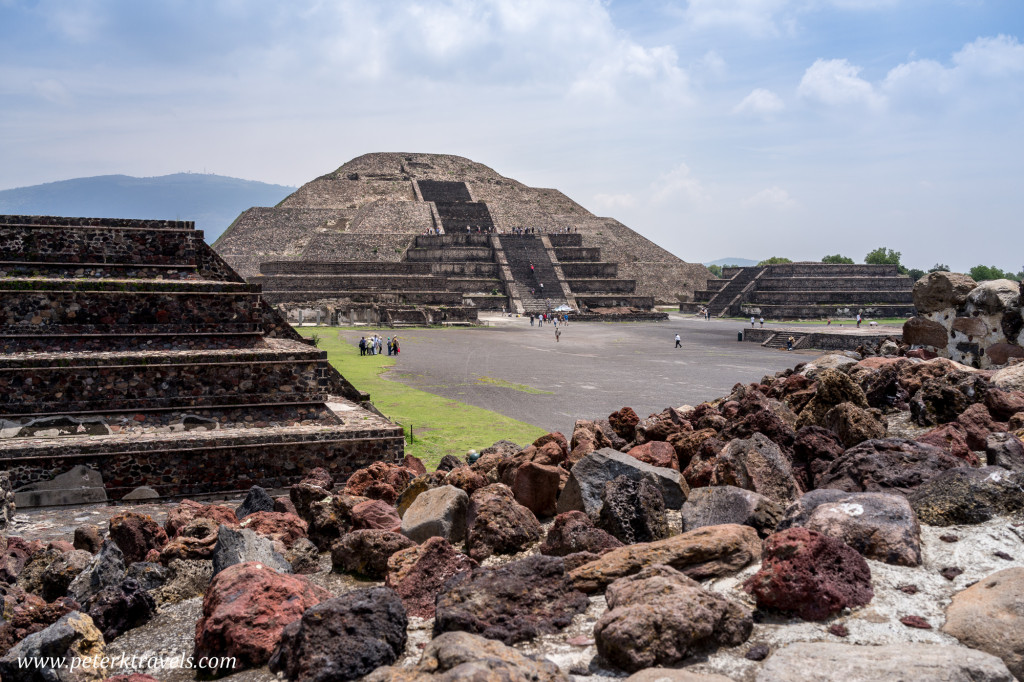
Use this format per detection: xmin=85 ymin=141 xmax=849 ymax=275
xmin=787 ymin=336 xmax=795 ymax=351
xmin=827 ymin=318 xmax=832 ymax=326
xmin=751 ymin=316 xmax=756 ymax=327
xmin=759 ymin=316 xmax=764 ymax=327
xmin=393 ymin=337 xmax=400 ymax=354
xmin=555 ymin=327 xmax=561 ymax=343
xmin=675 ymin=333 xmax=681 ymax=348
xmin=857 ymin=313 xmax=862 ymax=328
xmin=359 ymin=337 xmax=367 ymax=356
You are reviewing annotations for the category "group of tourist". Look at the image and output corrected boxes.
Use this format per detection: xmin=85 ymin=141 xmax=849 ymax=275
xmin=698 ymin=307 xmax=711 ymax=320
xmin=358 ymin=335 xmax=400 ymax=356
xmin=530 ymin=313 xmax=569 ymax=327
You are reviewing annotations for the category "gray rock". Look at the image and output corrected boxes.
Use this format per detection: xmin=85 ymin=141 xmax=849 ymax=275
xmin=40 ymin=549 xmax=92 ymax=601
xmin=755 ymin=642 xmax=1014 ymax=682
xmin=967 ymin=279 xmax=1021 ymax=315
xmin=0 ymin=611 xmax=106 ymax=682
xmin=285 ymin=537 xmax=321 ymax=574
xmin=123 ymin=561 xmax=170 ymax=592
xmin=909 ymin=466 xmax=1024 ymax=526
xmin=14 ymin=465 xmax=107 ymax=508
xmin=799 ymin=492 xmax=922 ymax=566
xmin=120 ymin=486 xmax=159 ymax=501
xmin=557 ymin=448 xmax=688 ymax=518
xmin=236 ymin=485 xmax=276 ymax=520
xmin=710 ymin=434 xmax=801 ymax=506
xmin=987 ymin=433 xmax=1024 ymax=472
xmin=681 ymin=485 xmax=783 ymax=538
xmin=211 ymin=525 xmax=292 ymax=576
xmin=0 ymin=471 xmax=14 ymax=531
xmin=943 ymin=567 xmax=1024 ymax=680
xmin=152 ymin=558 xmax=213 ymax=605
xmin=777 ymin=489 xmax=854 ymax=529
xmin=401 ymin=485 xmax=469 ymax=544
xmin=68 ymin=539 xmax=125 ymax=605
xmin=992 ymin=364 xmax=1024 ymax=393
xmin=598 ymin=476 xmax=669 ymax=545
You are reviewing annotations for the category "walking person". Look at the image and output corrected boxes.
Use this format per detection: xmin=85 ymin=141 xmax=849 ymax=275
xmin=674 ymin=333 xmax=681 ymax=348
xmin=751 ymin=316 xmax=756 ymax=327
xmin=359 ymin=337 xmax=366 ymax=356
xmin=787 ymin=336 xmax=795 ymax=351
xmin=555 ymin=327 xmax=561 ymax=343
xmin=856 ymin=313 xmax=862 ymax=328
xmin=759 ymin=316 xmax=764 ymax=328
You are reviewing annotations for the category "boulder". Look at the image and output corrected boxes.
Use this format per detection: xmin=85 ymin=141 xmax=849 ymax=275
xmin=958 ymin=403 xmax=1007 ymax=451
xmin=909 ymin=466 xmax=1024 ymax=526
xmin=331 ymin=530 xmax=415 ymax=579
xmin=755 ymin=642 xmax=1014 ymax=682
xmin=968 ymin=279 xmax=1021 ymax=314
xmin=791 ymin=426 xmax=846 ymax=489
xmin=680 ymin=486 xmax=783 ymax=538
xmin=344 ymin=462 xmax=416 ymax=505
xmin=903 ymin=316 xmax=950 ymax=349
xmin=910 ymin=371 xmax=990 ymax=427
xmin=211 ymin=525 xmax=292 ymax=576
xmin=284 ymin=537 xmax=320 ymax=575
xmin=710 ymin=434 xmax=801 ymax=506
xmin=821 ymin=402 xmax=887 ymax=448
xmin=289 ymin=482 xmax=333 ymax=522
xmin=912 ymin=271 xmax=978 ymax=313
xmin=68 ymin=540 xmax=125 ymax=605
xmin=570 ymin=524 xmax=762 ymax=593
xmin=437 ymin=454 xmax=464 ymax=472
xmin=797 ymin=369 xmax=869 ymax=429
xmin=609 ymin=407 xmax=640 ymax=441
xmin=0 ymin=611 xmax=105 ymax=682
xmin=304 ymin=493 xmax=363 ymax=550
xmin=237 ymin=511 xmax=308 ymax=549
xmin=434 ymin=555 xmax=589 ymax=644
xmin=987 ymin=432 xmax=1024 ymax=471
xmin=511 ymin=461 xmax=563 ymax=518
xmin=558 ymin=448 xmax=688 ymax=519
xmin=158 ymin=517 xmax=219 ymax=564
xmin=385 ymin=537 xmax=477 ymax=619
xmin=627 ymin=441 xmax=679 ymax=470
xmin=40 ymin=550 xmax=92 ymax=602
xmin=73 ymin=525 xmax=103 ymax=554
xmin=269 ymin=588 xmax=407 ymax=682
xmin=985 ymin=388 xmax=1024 ymax=421
xmin=396 ymin=474 xmax=436 ymax=517
xmin=918 ymin=422 xmax=977 ymax=465
xmin=363 ymin=631 xmax=566 ymax=682
xmin=597 ymin=476 xmax=669 ymax=545
xmin=540 ymin=511 xmax=623 ymax=557
xmin=163 ymin=499 xmax=238 ymax=538
xmin=401 ymin=485 xmax=469 ymax=544
xmin=16 ymin=548 xmax=63 ymax=597
xmin=744 ymin=528 xmax=873 ymax=621
xmin=671 ymin=428 xmax=720 ymax=472
xmin=301 ymin=466 xmax=334 ymax=490
xmin=402 ymin=455 xmax=427 ymax=476
xmin=443 ymin=467 xmax=488 ymax=496
xmin=796 ymin=492 xmax=922 ymax=566
xmin=235 ymin=485 xmax=276 ymax=520
xmin=108 ymin=512 xmax=167 ymax=564
xmin=123 ymin=561 xmax=169 ymax=593
xmin=992 ymin=363 xmax=1024 ymax=393
xmin=814 ymin=438 xmax=961 ymax=494
xmin=194 ymin=562 xmax=330 ymax=673
xmin=471 ymin=439 xmax=522 ymax=481
xmin=351 ymin=499 xmax=402 ymax=532
xmin=86 ymin=577 xmax=156 ymax=641
xmin=152 ymin=559 xmax=212 ymax=605
xmin=465 ymin=484 xmax=542 ymax=562
xmin=943 ymin=567 xmax=1024 ymax=680
xmin=0 ymin=592 xmax=78 ymax=657
xmin=594 ymin=565 xmax=752 ymax=673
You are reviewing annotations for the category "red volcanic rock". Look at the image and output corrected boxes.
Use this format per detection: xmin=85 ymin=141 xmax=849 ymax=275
xmin=109 ymin=512 xmax=168 ymax=564
xmin=957 ymin=403 xmax=1007 ymax=451
xmin=402 ymin=455 xmax=427 ymax=476
xmin=300 ymin=467 xmax=334 ymax=490
xmin=511 ymin=461 xmax=564 ymax=518
xmin=164 ymin=499 xmax=239 ymax=538
xmin=351 ymin=500 xmax=402 ymax=533
xmin=627 ymin=441 xmax=679 ymax=470
xmin=344 ymin=462 xmax=417 ymax=505
xmin=900 ymin=615 xmax=932 ymax=629
xmin=608 ymin=407 xmax=640 ymax=441
xmin=465 ymin=484 xmax=542 ymax=562
xmin=332 ymin=530 xmax=415 ymax=579
xmin=385 ymin=537 xmax=477 ymax=618
xmin=444 ymin=466 xmax=489 ymax=496
xmin=744 ymin=528 xmax=873 ymax=621
xmin=917 ymin=423 xmax=978 ymax=465
xmin=238 ymin=511 xmax=308 ymax=549
xmin=539 ymin=511 xmax=623 ymax=557
xmin=194 ymin=562 xmax=330 ymax=672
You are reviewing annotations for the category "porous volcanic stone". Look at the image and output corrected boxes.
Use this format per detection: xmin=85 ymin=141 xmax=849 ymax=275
xmin=465 ymin=484 xmax=542 ymax=562
xmin=235 ymin=485 xmax=275 ymax=520
xmin=681 ymin=485 xmax=783 ymax=538
xmin=539 ymin=511 xmax=623 ymax=557
xmin=68 ymin=540 xmax=125 ymax=605
xmin=444 ymin=466 xmax=488 ymax=496
xmin=943 ymin=567 xmax=1024 ymax=679
xmin=401 ymin=485 xmax=469 ymax=544
xmin=40 ymin=549 xmax=92 ymax=601
xmin=385 ymin=537 xmax=477 ymax=619
xmin=87 ymin=577 xmax=156 ymax=641
xmin=987 ymin=432 xmax=1024 ymax=471
xmin=237 ymin=511 xmax=308 ymax=549
xmin=434 ymin=555 xmax=589 ymax=644
xmin=918 ymin=422 xmax=976 ymax=465
xmin=511 ymin=461 xmax=563 ymax=518
xmin=799 ymin=492 xmax=922 ymax=566
xmin=284 ymin=537 xmax=319 ymax=575
xmin=269 ymin=588 xmax=407 ymax=682
xmin=570 ymin=524 xmax=762 ymax=593
xmin=821 ymin=402 xmax=887 ymax=448
xmin=331 ymin=530 xmax=415 ymax=580
xmin=710 ymin=434 xmax=801 ymax=506
xmin=744 ymin=527 xmax=873 ymax=621
xmin=164 ymin=499 xmax=238 ymax=538
xmin=903 ymin=316 xmax=950 ymax=349
xmin=351 ymin=499 xmax=402 ymax=533
xmin=558 ymin=448 xmax=688 ymax=519
xmin=992 ymin=364 xmax=1024 ymax=393
xmin=797 ymin=369 xmax=869 ymax=429
xmin=211 ymin=525 xmax=291 ymax=576
xmin=609 ymin=407 xmax=641 ymax=441
xmin=0 ymin=611 xmax=105 ymax=682
xmin=73 ymin=525 xmax=103 ymax=554
xmin=912 ymin=271 xmax=978 ymax=313
xmin=194 ymin=562 xmax=330 ymax=673
xmin=594 ymin=565 xmax=752 ymax=673
xmin=158 ymin=517 xmax=219 ymax=564
xmin=597 ymin=476 xmax=669 ymax=545
xmin=627 ymin=441 xmax=679 ymax=469
xmin=108 ymin=512 xmax=167 ymax=564
xmin=909 ymin=466 xmax=1024 ymax=526
xmin=814 ymin=438 xmax=961 ymax=494
xmin=755 ymin=642 xmax=1014 ymax=682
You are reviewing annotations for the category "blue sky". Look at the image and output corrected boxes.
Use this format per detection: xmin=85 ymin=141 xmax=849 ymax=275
xmin=1 ymin=0 xmax=1022 ymax=272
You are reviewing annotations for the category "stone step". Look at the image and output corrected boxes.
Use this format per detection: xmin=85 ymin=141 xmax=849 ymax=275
xmin=0 ymin=339 xmax=331 ymax=416
xmin=262 ymin=290 xmax=465 ymax=305
xmin=0 ymin=262 xmax=201 ymax=280
xmin=0 ymin=413 xmax=404 ymax=503
xmin=576 ymin=295 xmax=656 ymax=309
xmin=566 ymin=278 xmax=637 ymax=294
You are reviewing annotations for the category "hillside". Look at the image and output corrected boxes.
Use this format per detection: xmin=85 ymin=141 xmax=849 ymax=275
xmin=0 ymin=173 xmax=294 ymax=243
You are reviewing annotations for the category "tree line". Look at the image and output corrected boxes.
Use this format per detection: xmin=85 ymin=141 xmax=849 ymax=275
xmin=707 ymin=249 xmax=1022 ymax=282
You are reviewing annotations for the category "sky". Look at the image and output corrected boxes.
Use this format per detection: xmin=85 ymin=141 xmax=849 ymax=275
xmin=1 ymin=0 xmax=1022 ymax=272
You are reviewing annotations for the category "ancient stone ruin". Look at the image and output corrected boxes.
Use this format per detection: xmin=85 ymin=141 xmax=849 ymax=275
xmin=693 ymin=262 xmax=915 ymax=319
xmin=0 ymin=214 xmax=403 ymax=505
xmin=214 ymin=153 xmax=710 ymax=319
xmin=903 ymin=271 xmax=1024 ymax=368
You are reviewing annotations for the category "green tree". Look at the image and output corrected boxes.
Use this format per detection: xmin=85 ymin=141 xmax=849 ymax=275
xmin=707 ymin=264 xmax=723 ymax=278
xmin=929 ymin=263 xmax=950 ymax=272
xmin=906 ymin=268 xmax=926 ymax=281
xmin=865 ymin=247 xmax=902 ymax=267
xmin=822 ymin=254 xmax=855 ymax=264
xmin=969 ymin=265 xmax=1022 ymax=282
xmin=757 ymin=257 xmax=793 ymax=266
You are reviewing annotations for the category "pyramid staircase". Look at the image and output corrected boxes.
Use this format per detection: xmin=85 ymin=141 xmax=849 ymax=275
xmin=761 ymin=331 xmax=809 ymax=350
xmin=0 ymin=215 xmax=403 ymax=505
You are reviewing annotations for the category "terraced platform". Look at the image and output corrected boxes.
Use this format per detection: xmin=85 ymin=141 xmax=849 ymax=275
xmin=0 ymin=214 xmax=403 ymax=505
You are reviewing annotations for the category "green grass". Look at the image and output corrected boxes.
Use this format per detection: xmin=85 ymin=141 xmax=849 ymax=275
xmin=476 ymin=376 xmax=554 ymax=394
xmin=298 ymin=328 xmax=547 ymax=468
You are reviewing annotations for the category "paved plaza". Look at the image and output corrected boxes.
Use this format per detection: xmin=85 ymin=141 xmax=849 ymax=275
xmin=338 ymin=315 xmax=815 ymax=436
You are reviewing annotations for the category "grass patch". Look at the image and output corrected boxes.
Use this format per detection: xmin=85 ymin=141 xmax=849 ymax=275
xmin=476 ymin=376 xmax=554 ymax=395
xmin=298 ymin=328 xmax=546 ymax=468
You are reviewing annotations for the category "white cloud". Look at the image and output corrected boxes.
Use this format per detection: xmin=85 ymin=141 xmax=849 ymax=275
xmin=952 ymin=34 xmax=1024 ymax=77
xmin=798 ymin=58 xmax=884 ymax=109
xmin=734 ymin=87 xmax=784 ymax=115
xmin=33 ymin=78 xmax=73 ymax=105
xmin=742 ymin=186 xmax=797 ymax=209
xmin=681 ymin=0 xmax=791 ymax=37
xmin=592 ymin=193 xmax=636 ymax=211
xmin=652 ymin=163 xmax=709 ymax=204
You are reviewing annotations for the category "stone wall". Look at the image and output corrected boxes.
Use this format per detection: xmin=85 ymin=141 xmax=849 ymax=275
xmin=260 ymin=261 xmax=434 ymax=275
xmin=349 ymin=199 xmax=436 ymax=233
xmin=300 ymin=232 xmax=417 ymax=263
xmin=1 ymin=222 xmax=195 ymax=265
xmin=903 ymin=272 xmax=1024 ymax=368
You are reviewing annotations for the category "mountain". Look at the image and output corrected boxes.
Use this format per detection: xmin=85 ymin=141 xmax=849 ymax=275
xmin=0 ymin=173 xmax=295 ymax=243
xmin=704 ymin=257 xmax=759 ymax=267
